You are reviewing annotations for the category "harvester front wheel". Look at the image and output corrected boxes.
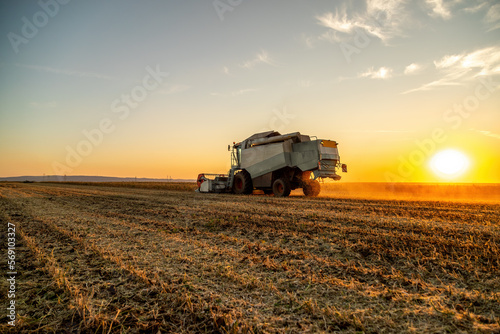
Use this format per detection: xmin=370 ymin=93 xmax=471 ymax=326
xmin=233 ymin=170 xmax=253 ymax=195
xmin=273 ymin=178 xmax=291 ymax=197
xmin=303 ymin=179 xmax=321 ymax=197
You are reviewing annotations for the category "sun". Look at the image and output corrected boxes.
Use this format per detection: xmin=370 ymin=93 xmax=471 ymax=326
xmin=429 ymin=149 xmax=470 ymax=179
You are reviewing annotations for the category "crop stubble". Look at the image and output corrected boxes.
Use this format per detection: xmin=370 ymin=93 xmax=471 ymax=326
xmin=0 ymin=182 xmax=499 ymax=333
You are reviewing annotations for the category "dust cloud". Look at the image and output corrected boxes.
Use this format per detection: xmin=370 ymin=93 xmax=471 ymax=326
xmin=292 ymin=182 xmax=500 ymax=203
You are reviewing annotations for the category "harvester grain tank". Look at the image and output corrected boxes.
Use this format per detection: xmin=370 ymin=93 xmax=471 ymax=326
xmin=197 ymin=131 xmax=347 ymax=197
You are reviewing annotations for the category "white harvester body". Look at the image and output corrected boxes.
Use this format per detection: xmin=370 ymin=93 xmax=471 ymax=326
xmin=197 ymin=131 xmax=347 ymax=197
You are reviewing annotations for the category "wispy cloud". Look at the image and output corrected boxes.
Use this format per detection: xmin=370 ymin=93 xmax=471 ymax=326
xmin=299 ymin=33 xmax=317 ymax=48
xmin=485 ymin=3 xmax=500 ymax=31
xmin=359 ymin=66 xmax=393 ymax=79
xmin=434 ymin=54 xmax=463 ymax=69
xmin=223 ymin=66 xmax=230 ymax=75
xmin=314 ymin=0 xmax=495 ymax=47
xmin=316 ymin=10 xmax=389 ymax=43
xmin=211 ymin=88 xmax=258 ymax=97
xmin=366 ymin=0 xmax=407 ymax=20
xmin=403 ymin=46 xmax=500 ymax=93
xmin=16 ymin=63 xmax=116 ymax=80
xmin=461 ymin=47 xmax=500 ymax=75
xmin=404 ymin=63 xmax=423 ymax=75
xmin=232 ymin=88 xmax=257 ymax=96
xmin=157 ymin=84 xmax=190 ymax=95
xmin=317 ymin=11 xmax=357 ymax=34
xmin=463 ymin=2 xmax=488 ymax=14
xmin=315 ymin=1 xmax=409 ymax=44
xmin=402 ymin=76 xmax=463 ymax=94
xmin=426 ymin=0 xmax=452 ymax=19
xmin=459 ymin=1 xmax=500 ymax=31
xmin=472 ymin=129 xmax=500 ymax=140
xmin=241 ymin=50 xmax=275 ymax=69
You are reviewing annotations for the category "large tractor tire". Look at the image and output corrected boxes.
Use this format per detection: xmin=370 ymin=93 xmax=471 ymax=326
xmin=272 ymin=178 xmax=291 ymax=197
xmin=233 ymin=170 xmax=253 ymax=195
xmin=303 ymin=179 xmax=321 ymax=197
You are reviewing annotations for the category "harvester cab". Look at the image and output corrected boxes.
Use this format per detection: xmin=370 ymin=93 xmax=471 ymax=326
xmin=196 ymin=131 xmax=347 ymax=197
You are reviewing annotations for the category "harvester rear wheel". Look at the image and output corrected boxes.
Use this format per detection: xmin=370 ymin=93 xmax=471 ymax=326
xmin=273 ymin=178 xmax=291 ymax=197
xmin=233 ymin=170 xmax=253 ymax=195
xmin=303 ymin=179 xmax=321 ymax=197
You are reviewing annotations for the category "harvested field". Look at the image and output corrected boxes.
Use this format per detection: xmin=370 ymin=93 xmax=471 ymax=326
xmin=0 ymin=182 xmax=499 ymax=333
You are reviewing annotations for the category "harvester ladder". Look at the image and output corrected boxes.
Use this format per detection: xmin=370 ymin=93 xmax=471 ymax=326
xmin=227 ymin=168 xmax=237 ymax=190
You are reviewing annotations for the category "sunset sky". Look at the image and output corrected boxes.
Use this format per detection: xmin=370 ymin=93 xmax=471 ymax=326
xmin=1 ymin=0 xmax=499 ymax=182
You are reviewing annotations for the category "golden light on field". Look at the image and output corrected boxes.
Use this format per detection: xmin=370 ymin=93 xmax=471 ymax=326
xmin=429 ymin=149 xmax=470 ymax=180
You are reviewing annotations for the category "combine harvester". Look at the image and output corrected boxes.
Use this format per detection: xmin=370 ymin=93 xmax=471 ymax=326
xmin=197 ymin=131 xmax=347 ymax=197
